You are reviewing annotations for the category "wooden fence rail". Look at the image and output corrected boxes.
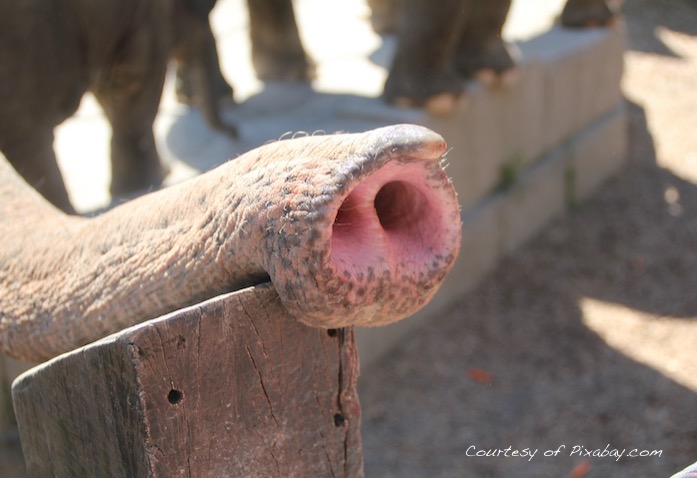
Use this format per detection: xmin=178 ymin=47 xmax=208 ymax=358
xmin=12 ymin=283 xmax=363 ymax=477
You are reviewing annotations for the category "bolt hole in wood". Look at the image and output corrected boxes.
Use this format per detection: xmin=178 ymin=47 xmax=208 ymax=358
xmin=168 ymin=389 xmax=183 ymax=405
xmin=176 ymin=335 xmax=186 ymax=349
xmin=333 ymin=413 xmax=345 ymax=427
xmin=327 ymin=328 xmax=338 ymax=337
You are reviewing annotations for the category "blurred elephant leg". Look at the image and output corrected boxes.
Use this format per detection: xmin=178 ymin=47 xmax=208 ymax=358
xmin=1 ymin=129 xmax=75 ymax=214
xmin=174 ymin=37 xmax=233 ymax=107
xmin=383 ymin=0 xmax=468 ymax=115
xmin=247 ymin=0 xmax=315 ymax=81
xmin=561 ymin=0 xmax=619 ymax=28
xmin=172 ymin=5 xmax=238 ymax=137
xmin=96 ymin=92 xmax=167 ymax=200
xmin=190 ymin=32 xmax=238 ymax=137
xmin=93 ymin=33 xmax=169 ymax=200
xmin=453 ymin=0 xmax=518 ymax=88
xmin=173 ymin=1 xmax=234 ymax=109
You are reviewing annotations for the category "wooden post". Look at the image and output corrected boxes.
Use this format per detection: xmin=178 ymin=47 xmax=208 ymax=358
xmin=11 ymin=283 xmax=363 ymax=477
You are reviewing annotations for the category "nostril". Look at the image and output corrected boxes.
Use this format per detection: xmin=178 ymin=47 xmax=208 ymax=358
xmin=374 ymin=181 xmax=426 ymax=233
xmin=329 ymin=160 xmax=451 ymax=280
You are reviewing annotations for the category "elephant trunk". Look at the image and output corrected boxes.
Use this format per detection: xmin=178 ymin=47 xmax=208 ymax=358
xmin=0 ymin=124 xmax=461 ymax=361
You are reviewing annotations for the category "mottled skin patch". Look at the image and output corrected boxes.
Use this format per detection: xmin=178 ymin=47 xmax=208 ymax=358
xmin=0 ymin=124 xmax=461 ymax=361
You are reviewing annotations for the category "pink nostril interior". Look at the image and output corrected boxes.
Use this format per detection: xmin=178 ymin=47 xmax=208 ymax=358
xmin=330 ymin=161 xmax=449 ymax=276
xmin=374 ymin=181 xmax=426 ymax=233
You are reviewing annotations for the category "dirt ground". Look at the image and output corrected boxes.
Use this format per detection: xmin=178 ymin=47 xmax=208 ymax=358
xmin=359 ymin=1 xmax=697 ymax=477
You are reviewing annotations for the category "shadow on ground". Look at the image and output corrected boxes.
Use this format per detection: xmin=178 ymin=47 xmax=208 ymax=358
xmin=623 ymin=0 xmax=697 ymax=57
xmin=359 ymin=96 xmax=697 ymax=477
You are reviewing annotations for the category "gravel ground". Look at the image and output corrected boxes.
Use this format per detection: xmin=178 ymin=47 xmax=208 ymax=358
xmin=359 ymin=1 xmax=697 ymax=477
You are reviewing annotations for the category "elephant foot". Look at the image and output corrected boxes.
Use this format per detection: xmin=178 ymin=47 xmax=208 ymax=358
xmin=205 ymin=115 xmax=240 ymax=139
xmin=173 ymin=67 xmax=238 ymax=137
xmin=383 ymin=72 xmax=464 ymax=116
xmin=252 ymin=48 xmax=317 ymax=82
xmin=25 ymin=169 xmax=76 ymax=215
xmin=455 ymin=39 xmax=519 ymax=82
xmin=222 ymin=121 xmax=240 ymax=138
xmin=394 ymin=93 xmax=465 ymax=117
xmin=560 ymin=0 xmax=620 ymax=28
xmin=200 ymin=101 xmax=239 ymax=139
xmin=476 ymin=66 xmax=520 ymax=90
xmin=174 ymin=66 xmax=234 ymax=107
xmin=175 ymin=83 xmax=235 ymax=108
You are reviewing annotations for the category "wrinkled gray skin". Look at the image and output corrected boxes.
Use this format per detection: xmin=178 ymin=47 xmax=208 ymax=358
xmin=0 ymin=124 xmax=462 ymax=362
xmin=0 ymin=0 xmax=236 ymax=215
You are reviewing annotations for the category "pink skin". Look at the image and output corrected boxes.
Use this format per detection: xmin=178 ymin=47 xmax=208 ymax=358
xmin=0 ymin=124 xmax=461 ymax=361
xmin=329 ymin=161 xmax=458 ymax=324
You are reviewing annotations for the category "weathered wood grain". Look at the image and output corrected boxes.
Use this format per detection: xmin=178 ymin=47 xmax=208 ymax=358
xmin=12 ymin=283 xmax=363 ymax=477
